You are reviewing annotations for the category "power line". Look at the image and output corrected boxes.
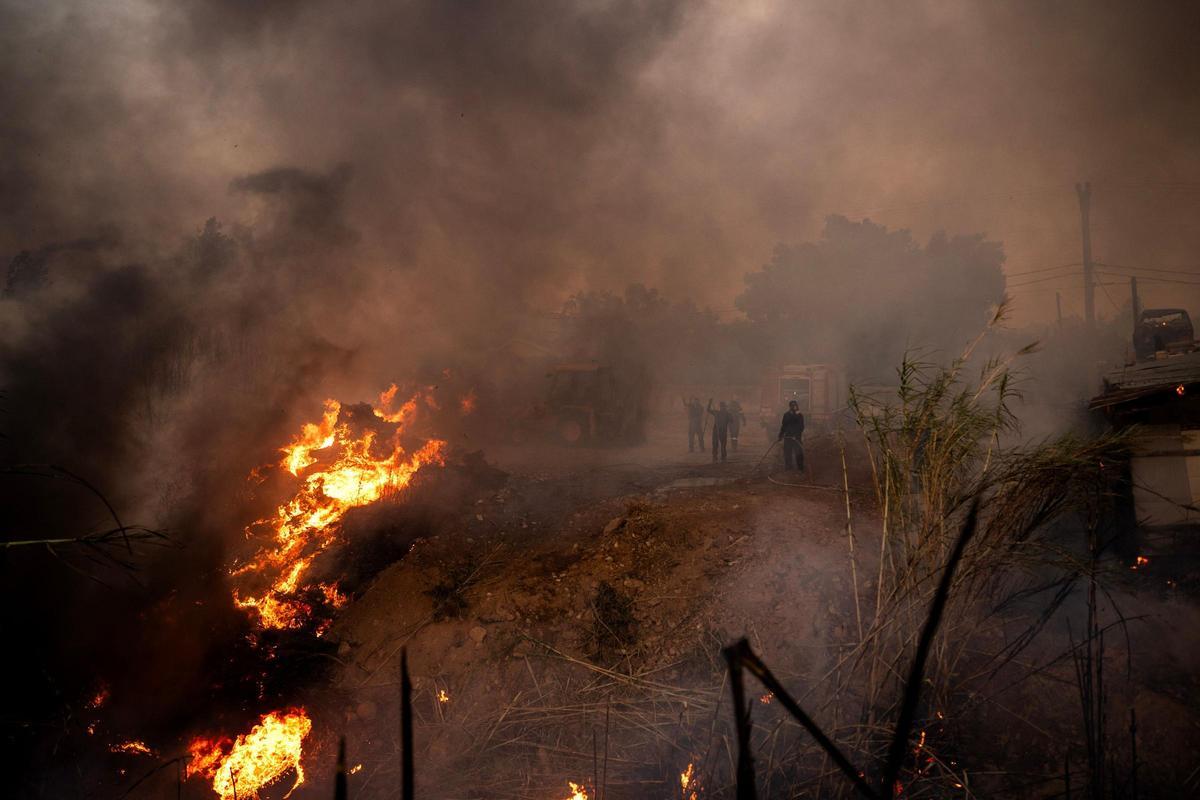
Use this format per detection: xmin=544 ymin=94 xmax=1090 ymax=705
xmin=1093 ymin=261 xmax=1200 ymax=277
xmin=1006 ymin=285 xmax=1078 ymax=295
xmin=1096 ymin=271 xmax=1200 ymax=287
xmin=1007 ymin=280 xmax=1124 ymax=294
xmin=1007 ymin=272 xmax=1087 ymax=289
xmin=1004 ymin=261 xmax=1081 ymax=279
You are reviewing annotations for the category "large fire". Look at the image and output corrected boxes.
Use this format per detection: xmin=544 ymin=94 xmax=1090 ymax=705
xmin=232 ymin=385 xmax=446 ymax=629
xmin=187 ymin=708 xmax=312 ymax=800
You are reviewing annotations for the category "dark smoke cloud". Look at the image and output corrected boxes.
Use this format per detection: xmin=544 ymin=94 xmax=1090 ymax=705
xmin=4 ymin=1 xmax=1199 ymax=326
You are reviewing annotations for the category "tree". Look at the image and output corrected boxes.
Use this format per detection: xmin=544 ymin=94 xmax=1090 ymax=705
xmin=561 ymin=283 xmax=748 ymax=383
xmin=736 ymin=216 xmax=1006 ymax=379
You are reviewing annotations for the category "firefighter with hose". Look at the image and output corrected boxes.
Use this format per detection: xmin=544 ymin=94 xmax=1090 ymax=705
xmin=777 ymin=399 xmax=805 ymax=472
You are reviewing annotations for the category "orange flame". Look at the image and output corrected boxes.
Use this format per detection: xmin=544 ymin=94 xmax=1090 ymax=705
xmin=88 ymin=684 xmax=110 ymax=709
xmin=561 ymin=782 xmax=589 ymax=800
xmin=232 ymin=389 xmax=446 ymax=629
xmin=110 ymin=740 xmax=154 ymax=756
xmin=374 ymin=384 xmax=424 ymax=424
xmin=437 ymin=689 xmax=450 ymax=704
xmin=459 ymin=389 xmax=477 ymax=415
xmin=680 ymin=762 xmax=699 ymax=799
xmin=1130 ymin=555 xmax=1150 ymax=571
xmin=187 ymin=708 xmax=312 ymax=800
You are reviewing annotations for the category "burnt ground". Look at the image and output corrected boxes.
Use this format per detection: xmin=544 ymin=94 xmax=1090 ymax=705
xmin=322 ymin=423 xmax=863 ymax=798
xmin=273 ymin=421 xmax=1198 ymax=800
xmin=113 ymin=421 xmax=1200 ymax=799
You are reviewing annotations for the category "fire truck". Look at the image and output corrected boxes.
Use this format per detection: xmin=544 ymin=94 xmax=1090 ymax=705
xmin=758 ymin=364 xmax=846 ymax=433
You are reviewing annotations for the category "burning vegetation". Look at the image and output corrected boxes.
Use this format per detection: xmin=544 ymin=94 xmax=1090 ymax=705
xmin=232 ymin=386 xmax=446 ymax=631
xmin=186 ymin=709 xmax=313 ymax=800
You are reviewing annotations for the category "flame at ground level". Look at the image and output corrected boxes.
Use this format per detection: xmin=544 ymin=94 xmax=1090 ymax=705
xmin=680 ymin=761 xmax=700 ymax=799
xmin=109 ymin=739 xmax=154 ymax=756
xmin=187 ymin=708 xmax=312 ymax=800
xmin=562 ymin=782 xmax=589 ymax=800
xmin=232 ymin=386 xmax=446 ymax=630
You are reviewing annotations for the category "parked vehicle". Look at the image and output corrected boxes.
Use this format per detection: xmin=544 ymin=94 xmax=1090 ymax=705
xmin=1133 ymin=308 xmax=1195 ymax=361
xmin=513 ymin=361 xmax=649 ymax=445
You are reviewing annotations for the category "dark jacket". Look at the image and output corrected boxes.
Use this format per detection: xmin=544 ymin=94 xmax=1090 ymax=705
xmin=778 ymin=410 xmax=805 ymax=440
xmin=708 ymin=405 xmax=732 ymax=434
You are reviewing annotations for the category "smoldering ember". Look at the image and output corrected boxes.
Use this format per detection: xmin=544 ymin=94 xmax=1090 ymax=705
xmin=4 ymin=3 xmax=1200 ymax=800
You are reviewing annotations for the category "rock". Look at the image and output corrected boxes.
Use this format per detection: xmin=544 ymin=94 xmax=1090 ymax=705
xmin=469 ymin=625 xmax=488 ymax=644
xmin=623 ymin=578 xmax=645 ymax=590
xmin=356 ymin=700 xmax=377 ymax=720
xmin=603 ymin=517 xmax=626 ymax=535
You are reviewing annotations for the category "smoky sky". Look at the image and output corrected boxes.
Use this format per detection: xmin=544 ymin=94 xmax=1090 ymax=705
xmin=2 ymin=0 xmax=1200 ymax=328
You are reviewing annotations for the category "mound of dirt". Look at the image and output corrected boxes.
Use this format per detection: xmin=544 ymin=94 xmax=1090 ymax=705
xmin=321 ymin=466 xmax=856 ymax=797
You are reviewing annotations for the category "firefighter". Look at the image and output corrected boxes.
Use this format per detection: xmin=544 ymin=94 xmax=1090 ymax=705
xmin=707 ymin=398 xmax=732 ymax=463
xmin=683 ymin=396 xmax=705 ymax=452
xmin=778 ymin=399 xmax=805 ymax=471
xmin=728 ymin=398 xmax=746 ymax=451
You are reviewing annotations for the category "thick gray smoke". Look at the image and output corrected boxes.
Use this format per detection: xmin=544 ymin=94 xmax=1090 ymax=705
xmin=4 ymin=1 xmax=1199 ymax=331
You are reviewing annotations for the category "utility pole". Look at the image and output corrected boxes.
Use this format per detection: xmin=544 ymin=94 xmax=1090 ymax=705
xmin=1075 ymin=181 xmax=1095 ymax=330
xmin=1129 ymin=276 xmax=1140 ymax=331
xmin=1056 ymin=291 xmax=1063 ymax=329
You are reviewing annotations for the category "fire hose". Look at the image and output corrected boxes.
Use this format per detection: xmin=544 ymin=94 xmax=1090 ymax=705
xmin=753 ymin=438 xmax=781 ymax=470
xmin=756 ymin=433 xmax=869 ymax=494
xmin=754 ymin=435 xmax=804 ymax=470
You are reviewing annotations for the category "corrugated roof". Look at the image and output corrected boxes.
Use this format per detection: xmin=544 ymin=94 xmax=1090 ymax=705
xmin=1091 ymin=350 xmax=1200 ymax=408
